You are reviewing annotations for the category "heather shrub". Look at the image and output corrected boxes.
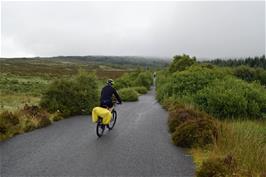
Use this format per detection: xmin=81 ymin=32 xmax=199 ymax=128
xmin=197 ymin=155 xmax=238 ymax=177
xmin=0 ymin=111 xmax=20 ymax=140
xmin=171 ymin=118 xmax=218 ymax=148
xmin=168 ymin=105 xmax=214 ymax=133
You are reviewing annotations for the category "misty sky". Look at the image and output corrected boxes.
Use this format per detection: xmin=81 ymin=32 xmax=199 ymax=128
xmin=1 ymin=1 xmax=265 ymax=59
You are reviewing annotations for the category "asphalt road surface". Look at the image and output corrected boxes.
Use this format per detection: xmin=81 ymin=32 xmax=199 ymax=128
xmin=1 ymin=87 xmax=195 ymax=177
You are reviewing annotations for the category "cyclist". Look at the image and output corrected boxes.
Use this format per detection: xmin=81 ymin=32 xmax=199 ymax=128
xmin=100 ymin=79 xmax=122 ymax=111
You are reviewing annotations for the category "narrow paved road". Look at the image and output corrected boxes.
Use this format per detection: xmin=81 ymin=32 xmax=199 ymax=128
xmin=1 ymin=88 xmax=195 ymax=177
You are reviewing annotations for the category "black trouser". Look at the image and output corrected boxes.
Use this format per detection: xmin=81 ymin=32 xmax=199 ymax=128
xmin=100 ymin=99 xmax=113 ymax=108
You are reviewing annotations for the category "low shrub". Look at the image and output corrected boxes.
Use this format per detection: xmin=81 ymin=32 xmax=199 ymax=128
xmin=171 ymin=118 xmax=218 ymax=148
xmin=0 ymin=111 xmax=20 ymax=140
xmin=132 ymin=86 xmax=148 ymax=94
xmin=37 ymin=116 xmax=51 ymax=128
xmin=0 ymin=111 xmax=19 ymax=127
xmin=118 ymin=88 xmax=138 ymax=101
xmin=197 ymin=155 xmax=238 ymax=177
xmin=20 ymin=105 xmax=51 ymax=129
xmin=40 ymin=73 xmax=99 ymax=116
xmin=168 ymin=104 xmax=214 ymax=133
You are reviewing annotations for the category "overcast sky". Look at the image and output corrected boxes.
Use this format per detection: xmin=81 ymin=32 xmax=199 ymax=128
xmin=1 ymin=1 xmax=265 ymax=59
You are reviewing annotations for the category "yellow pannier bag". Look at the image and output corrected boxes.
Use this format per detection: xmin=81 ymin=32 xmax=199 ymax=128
xmin=92 ymin=107 xmax=112 ymax=125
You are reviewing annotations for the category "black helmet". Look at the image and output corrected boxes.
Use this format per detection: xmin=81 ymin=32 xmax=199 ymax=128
xmin=107 ymin=79 xmax=114 ymax=85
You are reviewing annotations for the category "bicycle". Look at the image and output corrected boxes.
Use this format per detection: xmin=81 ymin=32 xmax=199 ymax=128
xmin=96 ymin=103 xmax=118 ymax=138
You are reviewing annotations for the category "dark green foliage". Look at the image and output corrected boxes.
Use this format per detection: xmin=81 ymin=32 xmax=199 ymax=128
xmin=118 ymin=88 xmax=138 ymax=101
xmin=134 ymin=72 xmax=153 ymax=89
xmin=194 ymin=76 xmax=266 ymax=118
xmin=114 ymin=71 xmax=153 ymax=91
xmin=40 ymin=73 xmax=99 ymax=116
xmin=233 ymin=65 xmax=266 ymax=85
xmin=171 ymin=118 xmax=218 ymax=148
xmin=156 ymin=65 xmax=225 ymax=101
xmin=202 ymin=55 xmax=266 ymax=69
xmin=197 ymin=155 xmax=238 ymax=177
xmin=132 ymin=86 xmax=148 ymax=94
xmin=169 ymin=54 xmax=196 ymax=73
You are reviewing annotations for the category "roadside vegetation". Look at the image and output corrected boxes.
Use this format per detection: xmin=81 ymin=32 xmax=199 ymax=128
xmin=0 ymin=57 xmax=155 ymax=141
xmin=156 ymin=54 xmax=266 ymax=176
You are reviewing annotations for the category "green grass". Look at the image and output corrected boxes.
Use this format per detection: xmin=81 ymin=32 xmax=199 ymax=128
xmin=190 ymin=120 xmax=266 ymax=176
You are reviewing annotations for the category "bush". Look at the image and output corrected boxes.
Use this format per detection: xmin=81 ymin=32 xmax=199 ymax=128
xmin=40 ymin=73 xmax=99 ymax=116
xmin=118 ymin=88 xmax=138 ymax=101
xmin=194 ymin=76 xmax=266 ymax=118
xmin=132 ymin=86 xmax=148 ymax=94
xmin=233 ymin=65 xmax=266 ymax=85
xmin=114 ymin=71 xmax=152 ymax=90
xmin=0 ymin=111 xmax=19 ymax=136
xmin=37 ymin=117 xmax=51 ymax=128
xmin=169 ymin=54 xmax=196 ymax=72
xmin=134 ymin=72 xmax=153 ymax=89
xmin=0 ymin=111 xmax=19 ymax=134
xmin=156 ymin=65 xmax=226 ymax=103
xmin=171 ymin=118 xmax=218 ymax=148
xmin=20 ymin=105 xmax=51 ymax=129
xmin=168 ymin=104 xmax=214 ymax=133
xmin=197 ymin=155 xmax=238 ymax=177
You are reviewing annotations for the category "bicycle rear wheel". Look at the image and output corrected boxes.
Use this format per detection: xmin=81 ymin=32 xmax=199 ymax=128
xmin=96 ymin=118 xmax=105 ymax=137
xmin=107 ymin=110 xmax=117 ymax=130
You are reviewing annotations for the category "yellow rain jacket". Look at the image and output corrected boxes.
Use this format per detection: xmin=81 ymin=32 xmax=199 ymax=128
xmin=92 ymin=107 xmax=112 ymax=125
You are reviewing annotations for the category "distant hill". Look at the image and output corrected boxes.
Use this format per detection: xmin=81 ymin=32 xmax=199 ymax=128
xmin=1 ymin=55 xmax=170 ymax=69
xmin=0 ymin=55 xmax=170 ymax=76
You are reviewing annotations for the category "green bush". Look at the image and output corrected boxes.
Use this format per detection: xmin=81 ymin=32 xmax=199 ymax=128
xmin=134 ymin=72 xmax=153 ymax=89
xmin=194 ymin=76 xmax=266 ymax=118
xmin=118 ymin=88 xmax=138 ymax=101
xmin=197 ymin=155 xmax=238 ymax=177
xmin=114 ymin=71 xmax=152 ymax=90
xmin=171 ymin=66 xmax=225 ymax=97
xmin=40 ymin=73 xmax=99 ymax=116
xmin=114 ymin=73 xmax=134 ymax=89
xmin=171 ymin=118 xmax=218 ymax=148
xmin=132 ymin=86 xmax=148 ymax=94
xmin=156 ymin=65 xmax=226 ymax=103
xmin=169 ymin=54 xmax=196 ymax=72
xmin=233 ymin=65 xmax=266 ymax=85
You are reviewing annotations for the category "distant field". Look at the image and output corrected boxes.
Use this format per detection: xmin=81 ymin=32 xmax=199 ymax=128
xmin=0 ymin=56 xmax=167 ymax=111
